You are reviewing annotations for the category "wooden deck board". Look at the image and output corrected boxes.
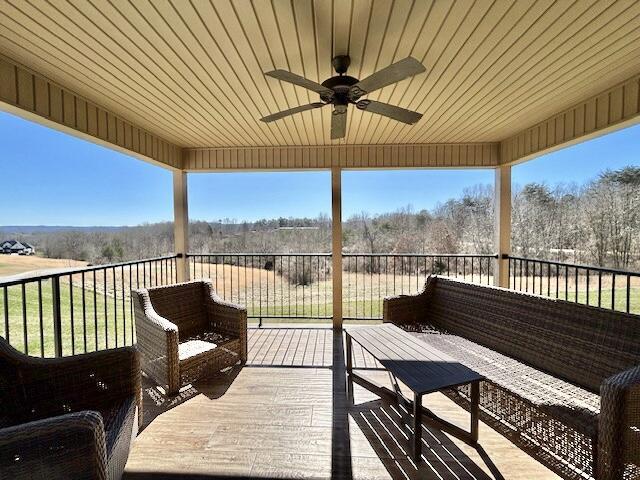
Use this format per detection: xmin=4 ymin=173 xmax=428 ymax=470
xmin=124 ymin=327 xmax=561 ymax=480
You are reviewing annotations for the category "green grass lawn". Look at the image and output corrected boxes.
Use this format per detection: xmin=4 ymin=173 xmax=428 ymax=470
xmin=557 ymin=287 xmax=640 ymax=314
xmin=1 ymin=281 xmax=135 ymax=357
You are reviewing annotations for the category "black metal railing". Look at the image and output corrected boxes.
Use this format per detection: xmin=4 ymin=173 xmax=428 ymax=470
xmin=12 ymin=251 xmax=635 ymax=357
xmin=0 ymin=255 xmax=178 ymax=357
xmin=342 ymin=254 xmax=496 ymax=320
xmin=508 ymin=256 xmax=640 ymax=314
xmin=188 ymin=253 xmax=333 ymax=324
xmin=188 ymin=253 xmax=496 ymax=323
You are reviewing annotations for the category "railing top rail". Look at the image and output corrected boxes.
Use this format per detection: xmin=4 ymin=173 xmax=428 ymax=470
xmin=188 ymin=252 xmax=497 ymax=258
xmin=343 ymin=253 xmax=497 ymax=258
xmin=0 ymin=254 xmax=179 ymax=287
xmin=506 ymin=255 xmax=640 ymax=277
xmin=187 ymin=252 xmax=331 ymax=257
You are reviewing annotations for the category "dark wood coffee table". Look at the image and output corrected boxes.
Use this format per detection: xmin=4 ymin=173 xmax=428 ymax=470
xmin=345 ymin=324 xmax=484 ymax=461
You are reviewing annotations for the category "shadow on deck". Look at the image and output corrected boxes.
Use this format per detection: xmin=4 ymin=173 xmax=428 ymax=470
xmin=124 ymin=327 xmax=559 ymax=480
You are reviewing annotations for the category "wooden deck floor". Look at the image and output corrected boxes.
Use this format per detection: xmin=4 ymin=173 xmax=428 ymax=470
xmin=124 ymin=327 xmax=561 ymax=480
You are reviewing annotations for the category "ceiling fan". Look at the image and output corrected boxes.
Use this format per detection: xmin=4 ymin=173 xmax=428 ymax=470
xmin=260 ymin=55 xmax=426 ymax=139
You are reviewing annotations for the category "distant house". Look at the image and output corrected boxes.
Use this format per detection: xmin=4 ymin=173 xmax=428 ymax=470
xmin=0 ymin=240 xmax=35 ymax=255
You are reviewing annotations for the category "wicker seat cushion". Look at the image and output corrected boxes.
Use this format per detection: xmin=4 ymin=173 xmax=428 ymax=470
xmin=179 ymin=340 xmax=218 ymax=361
xmin=179 ymin=331 xmax=232 ymax=362
xmin=413 ymin=331 xmax=600 ymax=437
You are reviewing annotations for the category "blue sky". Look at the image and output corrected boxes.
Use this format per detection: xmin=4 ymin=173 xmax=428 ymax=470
xmin=1 ymin=110 xmax=638 ymax=226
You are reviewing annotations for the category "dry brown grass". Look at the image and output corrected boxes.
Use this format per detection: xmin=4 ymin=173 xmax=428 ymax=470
xmin=0 ymin=254 xmax=88 ymax=278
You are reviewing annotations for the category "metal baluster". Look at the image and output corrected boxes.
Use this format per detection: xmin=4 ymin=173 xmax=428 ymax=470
xmin=612 ymin=274 xmax=616 ymax=310
xmin=104 ymin=269 xmax=108 ymax=348
xmin=626 ymin=274 xmax=631 ymax=313
xmin=93 ymin=270 xmax=98 ymax=350
xmin=38 ymin=280 xmax=44 ymax=356
xmin=69 ymin=275 xmax=75 ymax=354
xmin=3 ymin=286 xmax=8 ymax=343
xmin=539 ymin=261 xmax=544 ymax=294
xmin=472 ymin=257 xmax=475 ymax=284
xmin=52 ymin=276 xmax=62 ymax=357
xmin=121 ymin=265 xmax=126 ymax=344
xmin=462 ymin=256 xmax=466 ymax=281
xmin=245 ymin=256 xmax=249 ymax=315
xmin=598 ymin=271 xmax=602 ymax=307
xmin=82 ymin=272 xmax=87 ymax=353
xmin=130 ymin=265 xmax=134 ymax=343
xmin=21 ymin=283 xmax=27 ymax=354
xmin=113 ymin=268 xmax=118 ymax=347
xmin=259 ymin=255 xmax=263 ymax=323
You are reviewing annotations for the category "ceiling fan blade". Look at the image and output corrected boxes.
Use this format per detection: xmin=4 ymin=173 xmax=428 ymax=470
xmin=265 ymin=70 xmax=333 ymax=97
xmin=260 ymin=102 xmax=326 ymax=123
xmin=350 ymin=57 xmax=426 ymax=99
xmin=356 ymin=100 xmax=422 ymax=124
xmin=331 ymin=110 xmax=347 ymax=140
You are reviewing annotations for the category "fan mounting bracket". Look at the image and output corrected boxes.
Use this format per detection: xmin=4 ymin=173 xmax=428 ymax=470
xmin=332 ymin=55 xmax=351 ymax=75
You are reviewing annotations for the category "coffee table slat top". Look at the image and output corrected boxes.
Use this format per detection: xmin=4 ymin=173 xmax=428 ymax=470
xmin=347 ymin=324 xmax=484 ymax=394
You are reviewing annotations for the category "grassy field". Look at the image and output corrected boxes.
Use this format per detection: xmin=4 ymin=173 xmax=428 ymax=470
xmin=0 ymin=254 xmax=87 ymax=277
xmin=2 ymin=256 xmax=639 ymax=356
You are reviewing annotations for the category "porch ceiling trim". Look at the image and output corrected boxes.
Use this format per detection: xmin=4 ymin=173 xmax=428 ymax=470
xmin=183 ymin=143 xmax=500 ymax=171
xmin=0 ymin=55 xmax=182 ymax=170
xmin=500 ymin=73 xmax=640 ymax=165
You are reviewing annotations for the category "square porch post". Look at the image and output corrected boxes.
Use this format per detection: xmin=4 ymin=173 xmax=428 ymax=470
xmin=332 ymin=167 xmax=343 ymax=330
xmin=494 ymin=165 xmax=511 ymax=288
xmin=173 ymin=171 xmax=190 ymax=282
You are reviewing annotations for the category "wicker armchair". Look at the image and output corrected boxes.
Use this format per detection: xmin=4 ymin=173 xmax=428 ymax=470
xmin=133 ymin=279 xmax=247 ymax=395
xmin=0 ymin=337 xmax=141 ymax=480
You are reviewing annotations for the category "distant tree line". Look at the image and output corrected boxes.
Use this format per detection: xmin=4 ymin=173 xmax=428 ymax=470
xmin=8 ymin=166 xmax=640 ymax=271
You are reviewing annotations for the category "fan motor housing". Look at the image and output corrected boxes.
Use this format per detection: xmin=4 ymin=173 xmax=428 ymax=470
xmin=321 ymin=75 xmax=359 ymax=104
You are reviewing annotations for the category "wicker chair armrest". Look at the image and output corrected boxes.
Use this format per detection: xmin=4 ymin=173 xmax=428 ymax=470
xmin=12 ymin=346 xmax=141 ymax=422
xmin=597 ymin=364 xmax=640 ymax=479
xmin=133 ymin=289 xmax=180 ymax=393
xmin=0 ymin=411 xmax=108 ymax=480
xmin=383 ymin=282 xmax=432 ymax=331
xmin=202 ymin=280 xmax=247 ymax=362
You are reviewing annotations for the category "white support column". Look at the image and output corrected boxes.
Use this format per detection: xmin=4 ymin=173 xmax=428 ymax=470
xmin=173 ymin=171 xmax=190 ymax=282
xmin=331 ymin=167 xmax=343 ymax=330
xmin=494 ymin=165 xmax=511 ymax=288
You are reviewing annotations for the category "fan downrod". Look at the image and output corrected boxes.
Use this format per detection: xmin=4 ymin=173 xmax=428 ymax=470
xmin=332 ymin=55 xmax=351 ymax=75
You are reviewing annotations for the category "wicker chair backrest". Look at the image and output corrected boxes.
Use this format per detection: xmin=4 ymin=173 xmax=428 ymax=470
xmin=0 ymin=337 xmax=28 ymax=426
xmin=426 ymin=276 xmax=640 ymax=393
xmin=146 ymin=281 xmax=208 ymax=339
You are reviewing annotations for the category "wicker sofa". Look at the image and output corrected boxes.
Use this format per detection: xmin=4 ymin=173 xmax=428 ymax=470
xmin=384 ymin=276 xmax=640 ymax=480
xmin=0 ymin=338 xmax=141 ymax=480
xmin=133 ymin=279 xmax=247 ymax=395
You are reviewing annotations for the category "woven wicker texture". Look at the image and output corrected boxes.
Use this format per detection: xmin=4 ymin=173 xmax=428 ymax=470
xmin=383 ymin=276 xmax=640 ymax=480
xmin=0 ymin=337 xmax=140 ymax=480
xmin=133 ymin=279 xmax=247 ymax=395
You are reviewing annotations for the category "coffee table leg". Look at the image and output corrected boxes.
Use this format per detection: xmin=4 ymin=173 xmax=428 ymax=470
xmin=413 ymin=392 xmax=422 ymax=461
xmin=470 ymin=381 xmax=479 ymax=444
xmin=345 ymin=332 xmax=353 ymax=402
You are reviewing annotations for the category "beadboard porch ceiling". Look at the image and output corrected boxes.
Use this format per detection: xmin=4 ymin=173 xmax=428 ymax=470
xmin=1 ymin=0 xmax=639 ymax=151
